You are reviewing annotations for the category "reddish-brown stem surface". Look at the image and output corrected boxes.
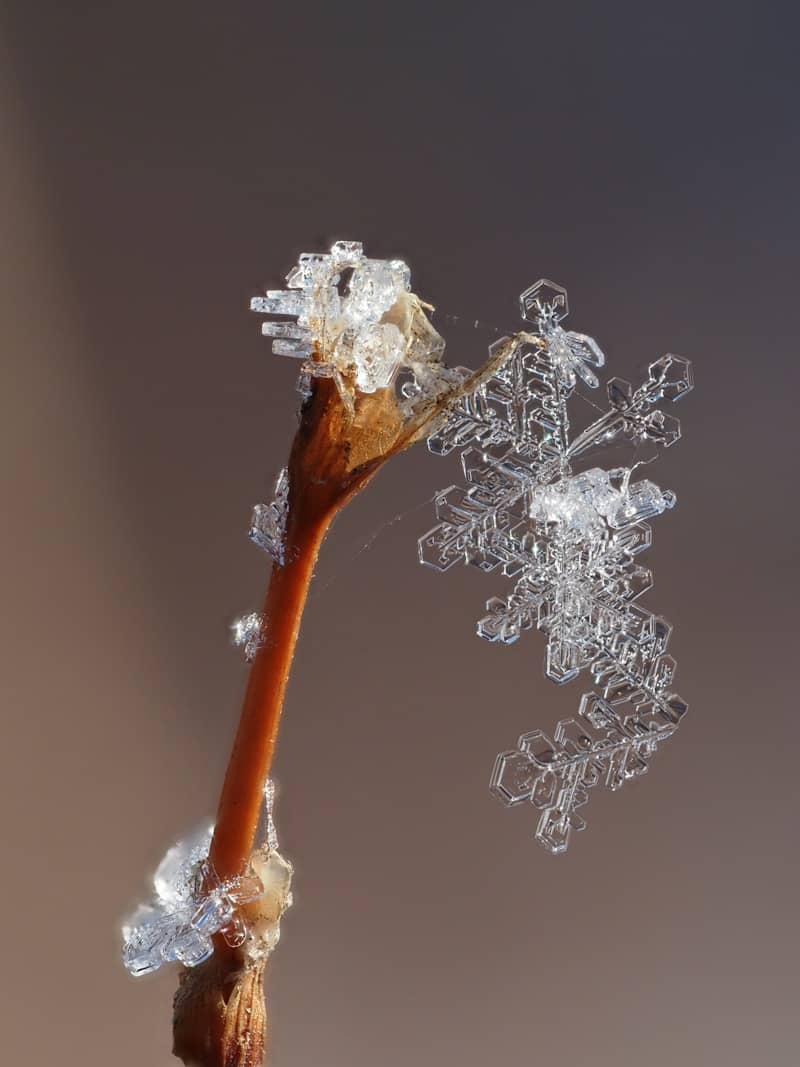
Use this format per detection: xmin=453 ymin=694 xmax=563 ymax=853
xmin=173 ymin=348 xmax=505 ymax=1067
xmin=205 ymin=349 xmax=511 ymax=890
xmin=206 ymin=373 xmax=388 ymax=886
xmin=208 ymin=501 xmax=334 ymax=883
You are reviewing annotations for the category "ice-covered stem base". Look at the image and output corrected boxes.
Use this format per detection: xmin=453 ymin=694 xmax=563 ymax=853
xmin=172 ymin=846 xmax=292 ymax=1067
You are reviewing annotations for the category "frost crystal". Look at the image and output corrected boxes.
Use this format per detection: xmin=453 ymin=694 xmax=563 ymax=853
xmin=122 ymin=781 xmax=292 ymax=976
xmin=231 ymin=612 xmax=264 ymax=662
xmin=251 ymin=239 xmax=462 ymax=407
xmin=250 ymin=467 xmax=289 ymax=565
xmin=263 ymin=777 xmax=279 ymax=853
xmin=420 ymin=279 xmax=693 ymax=853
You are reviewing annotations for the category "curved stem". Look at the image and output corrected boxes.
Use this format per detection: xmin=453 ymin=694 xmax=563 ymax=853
xmin=172 ymin=319 xmax=508 ymax=1067
xmin=209 ymin=501 xmax=334 ymax=883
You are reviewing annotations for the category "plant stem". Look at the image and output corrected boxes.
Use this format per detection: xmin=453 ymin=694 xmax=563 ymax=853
xmin=172 ymin=307 xmax=510 ymax=1066
xmin=205 ymin=344 xmax=515 ymax=890
xmin=209 ymin=498 xmax=333 ymax=883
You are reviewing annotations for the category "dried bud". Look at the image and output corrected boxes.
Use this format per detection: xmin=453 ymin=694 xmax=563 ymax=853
xmin=173 ymin=950 xmax=267 ymax=1067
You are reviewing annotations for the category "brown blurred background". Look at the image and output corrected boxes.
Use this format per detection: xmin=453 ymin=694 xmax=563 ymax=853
xmin=1 ymin=2 xmax=797 ymax=1064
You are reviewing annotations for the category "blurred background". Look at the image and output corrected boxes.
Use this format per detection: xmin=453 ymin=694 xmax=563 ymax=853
xmin=1 ymin=2 xmax=797 ymax=1064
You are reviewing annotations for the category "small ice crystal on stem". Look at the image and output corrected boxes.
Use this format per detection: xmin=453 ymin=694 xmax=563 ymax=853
xmin=263 ymin=778 xmax=279 ymax=853
xmin=122 ymin=781 xmax=292 ymax=977
xmin=419 ymin=278 xmax=693 ymax=852
xmin=250 ymin=467 xmax=289 ymax=565
xmin=251 ymin=239 xmax=464 ymax=410
xmin=231 ymin=612 xmax=265 ymax=662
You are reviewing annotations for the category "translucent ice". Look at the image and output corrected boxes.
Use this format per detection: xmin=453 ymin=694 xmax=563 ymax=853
xmin=122 ymin=780 xmax=292 ymax=976
xmin=250 ymin=467 xmax=289 ymax=565
xmin=231 ymin=612 xmax=264 ymax=662
xmin=420 ymin=280 xmax=693 ymax=852
xmin=251 ymin=240 xmax=449 ymax=405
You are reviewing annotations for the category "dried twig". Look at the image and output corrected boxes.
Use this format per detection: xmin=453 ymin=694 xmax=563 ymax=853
xmin=172 ymin=323 xmax=512 ymax=1067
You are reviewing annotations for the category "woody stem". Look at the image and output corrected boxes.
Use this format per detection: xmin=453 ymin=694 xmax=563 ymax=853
xmin=208 ymin=499 xmax=334 ymax=883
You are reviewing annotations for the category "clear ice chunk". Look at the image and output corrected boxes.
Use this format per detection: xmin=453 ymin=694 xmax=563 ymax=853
xmin=250 ymin=468 xmax=289 ymax=565
xmin=121 ymin=780 xmax=291 ymax=977
xmin=272 ymin=338 xmax=313 ymax=358
xmin=352 ymin=322 xmax=405 ymax=392
xmin=250 ymin=291 xmax=305 ymax=316
xmin=263 ymin=777 xmax=279 ymax=853
xmin=344 ymin=259 xmax=409 ymax=328
xmin=231 ymin=612 xmax=265 ymax=662
xmin=260 ymin=322 xmax=312 ymax=341
xmin=251 ymin=240 xmax=446 ymax=403
xmin=329 ymin=239 xmax=364 ymax=266
xmin=421 ymin=279 xmax=693 ymax=852
xmin=153 ymin=824 xmax=213 ymax=910
xmin=171 ymin=928 xmax=214 ymax=968
xmin=542 ymin=325 xmax=605 ymax=390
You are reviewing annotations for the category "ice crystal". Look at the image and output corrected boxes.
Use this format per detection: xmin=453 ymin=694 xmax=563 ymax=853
xmin=251 ymin=239 xmax=462 ymax=408
xmin=263 ymin=777 xmax=279 ymax=853
xmin=122 ymin=781 xmax=292 ymax=976
xmin=420 ymin=279 xmax=693 ymax=852
xmin=231 ymin=612 xmax=264 ymax=662
xmin=250 ymin=467 xmax=289 ymax=565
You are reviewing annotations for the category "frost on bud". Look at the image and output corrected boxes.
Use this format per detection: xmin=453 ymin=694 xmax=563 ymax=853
xmin=250 ymin=239 xmax=467 ymax=414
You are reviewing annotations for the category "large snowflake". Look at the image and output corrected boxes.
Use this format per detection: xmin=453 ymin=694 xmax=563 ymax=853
xmin=419 ymin=280 xmax=693 ymax=853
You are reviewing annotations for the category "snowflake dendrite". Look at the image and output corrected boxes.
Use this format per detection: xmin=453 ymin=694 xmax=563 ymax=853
xmin=419 ymin=279 xmax=693 ymax=853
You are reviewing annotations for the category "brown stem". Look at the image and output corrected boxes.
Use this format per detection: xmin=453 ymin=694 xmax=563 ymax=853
xmin=207 ymin=372 xmax=388 ymax=885
xmin=173 ymin=338 xmax=515 ymax=1066
xmin=208 ymin=502 xmax=333 ymax=883
xmin=207 ymin=334 xmax=517 ymax=887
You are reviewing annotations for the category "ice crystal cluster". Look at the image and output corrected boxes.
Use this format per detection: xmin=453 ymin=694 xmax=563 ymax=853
xmin=250 ymin=466 xmax=289 ymax=565
xmin=231 ymin=611 xmax=265 ymax=662
xmin=250 ymin=239 xmax=464 ymax=409
xmin=122 ymin=782 xmax=293 ymax=975
xmin=419 ymin=280 xmax=693 ymax=853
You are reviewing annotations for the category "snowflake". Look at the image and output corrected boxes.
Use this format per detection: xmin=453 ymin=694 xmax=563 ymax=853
xmin=420 ymin=279 xmax=693 ymax=853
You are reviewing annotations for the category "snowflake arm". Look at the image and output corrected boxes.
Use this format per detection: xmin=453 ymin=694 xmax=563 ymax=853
xmin=420 ymin=279 xmax=693 ymax=853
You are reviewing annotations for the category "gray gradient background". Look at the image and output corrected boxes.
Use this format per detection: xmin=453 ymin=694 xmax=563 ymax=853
xmin=1 ymin=3 xmax=798 ymax=1064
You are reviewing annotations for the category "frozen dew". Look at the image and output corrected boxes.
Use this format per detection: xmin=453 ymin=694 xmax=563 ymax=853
xmin=231 ymin=612 xmax=265 ymax=662
xmin=153 ymin=824 xmax=213 ymax=910
xmin=352 ymin=322 xmax=405 ymax=393
xmin=122 ymin=780 xmax=292 ymax=977
xmin=250 ymin=239 xmax=450 ymax=406
xmin=542 ymin=325 xmax=605 ymax=390
xmin=250 ymin=467 xmax=289 ymax=566
xmin=263 ymin=777 xmax=279 ymax=853
xmin=420 ymin=280 xmax=693 ymax=852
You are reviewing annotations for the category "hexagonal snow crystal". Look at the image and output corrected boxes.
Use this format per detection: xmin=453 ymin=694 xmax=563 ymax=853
xmin=519 ymin=279 xmax=569 ymax=325
xmin=419 ymin=275 xmax=692 ymax=852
